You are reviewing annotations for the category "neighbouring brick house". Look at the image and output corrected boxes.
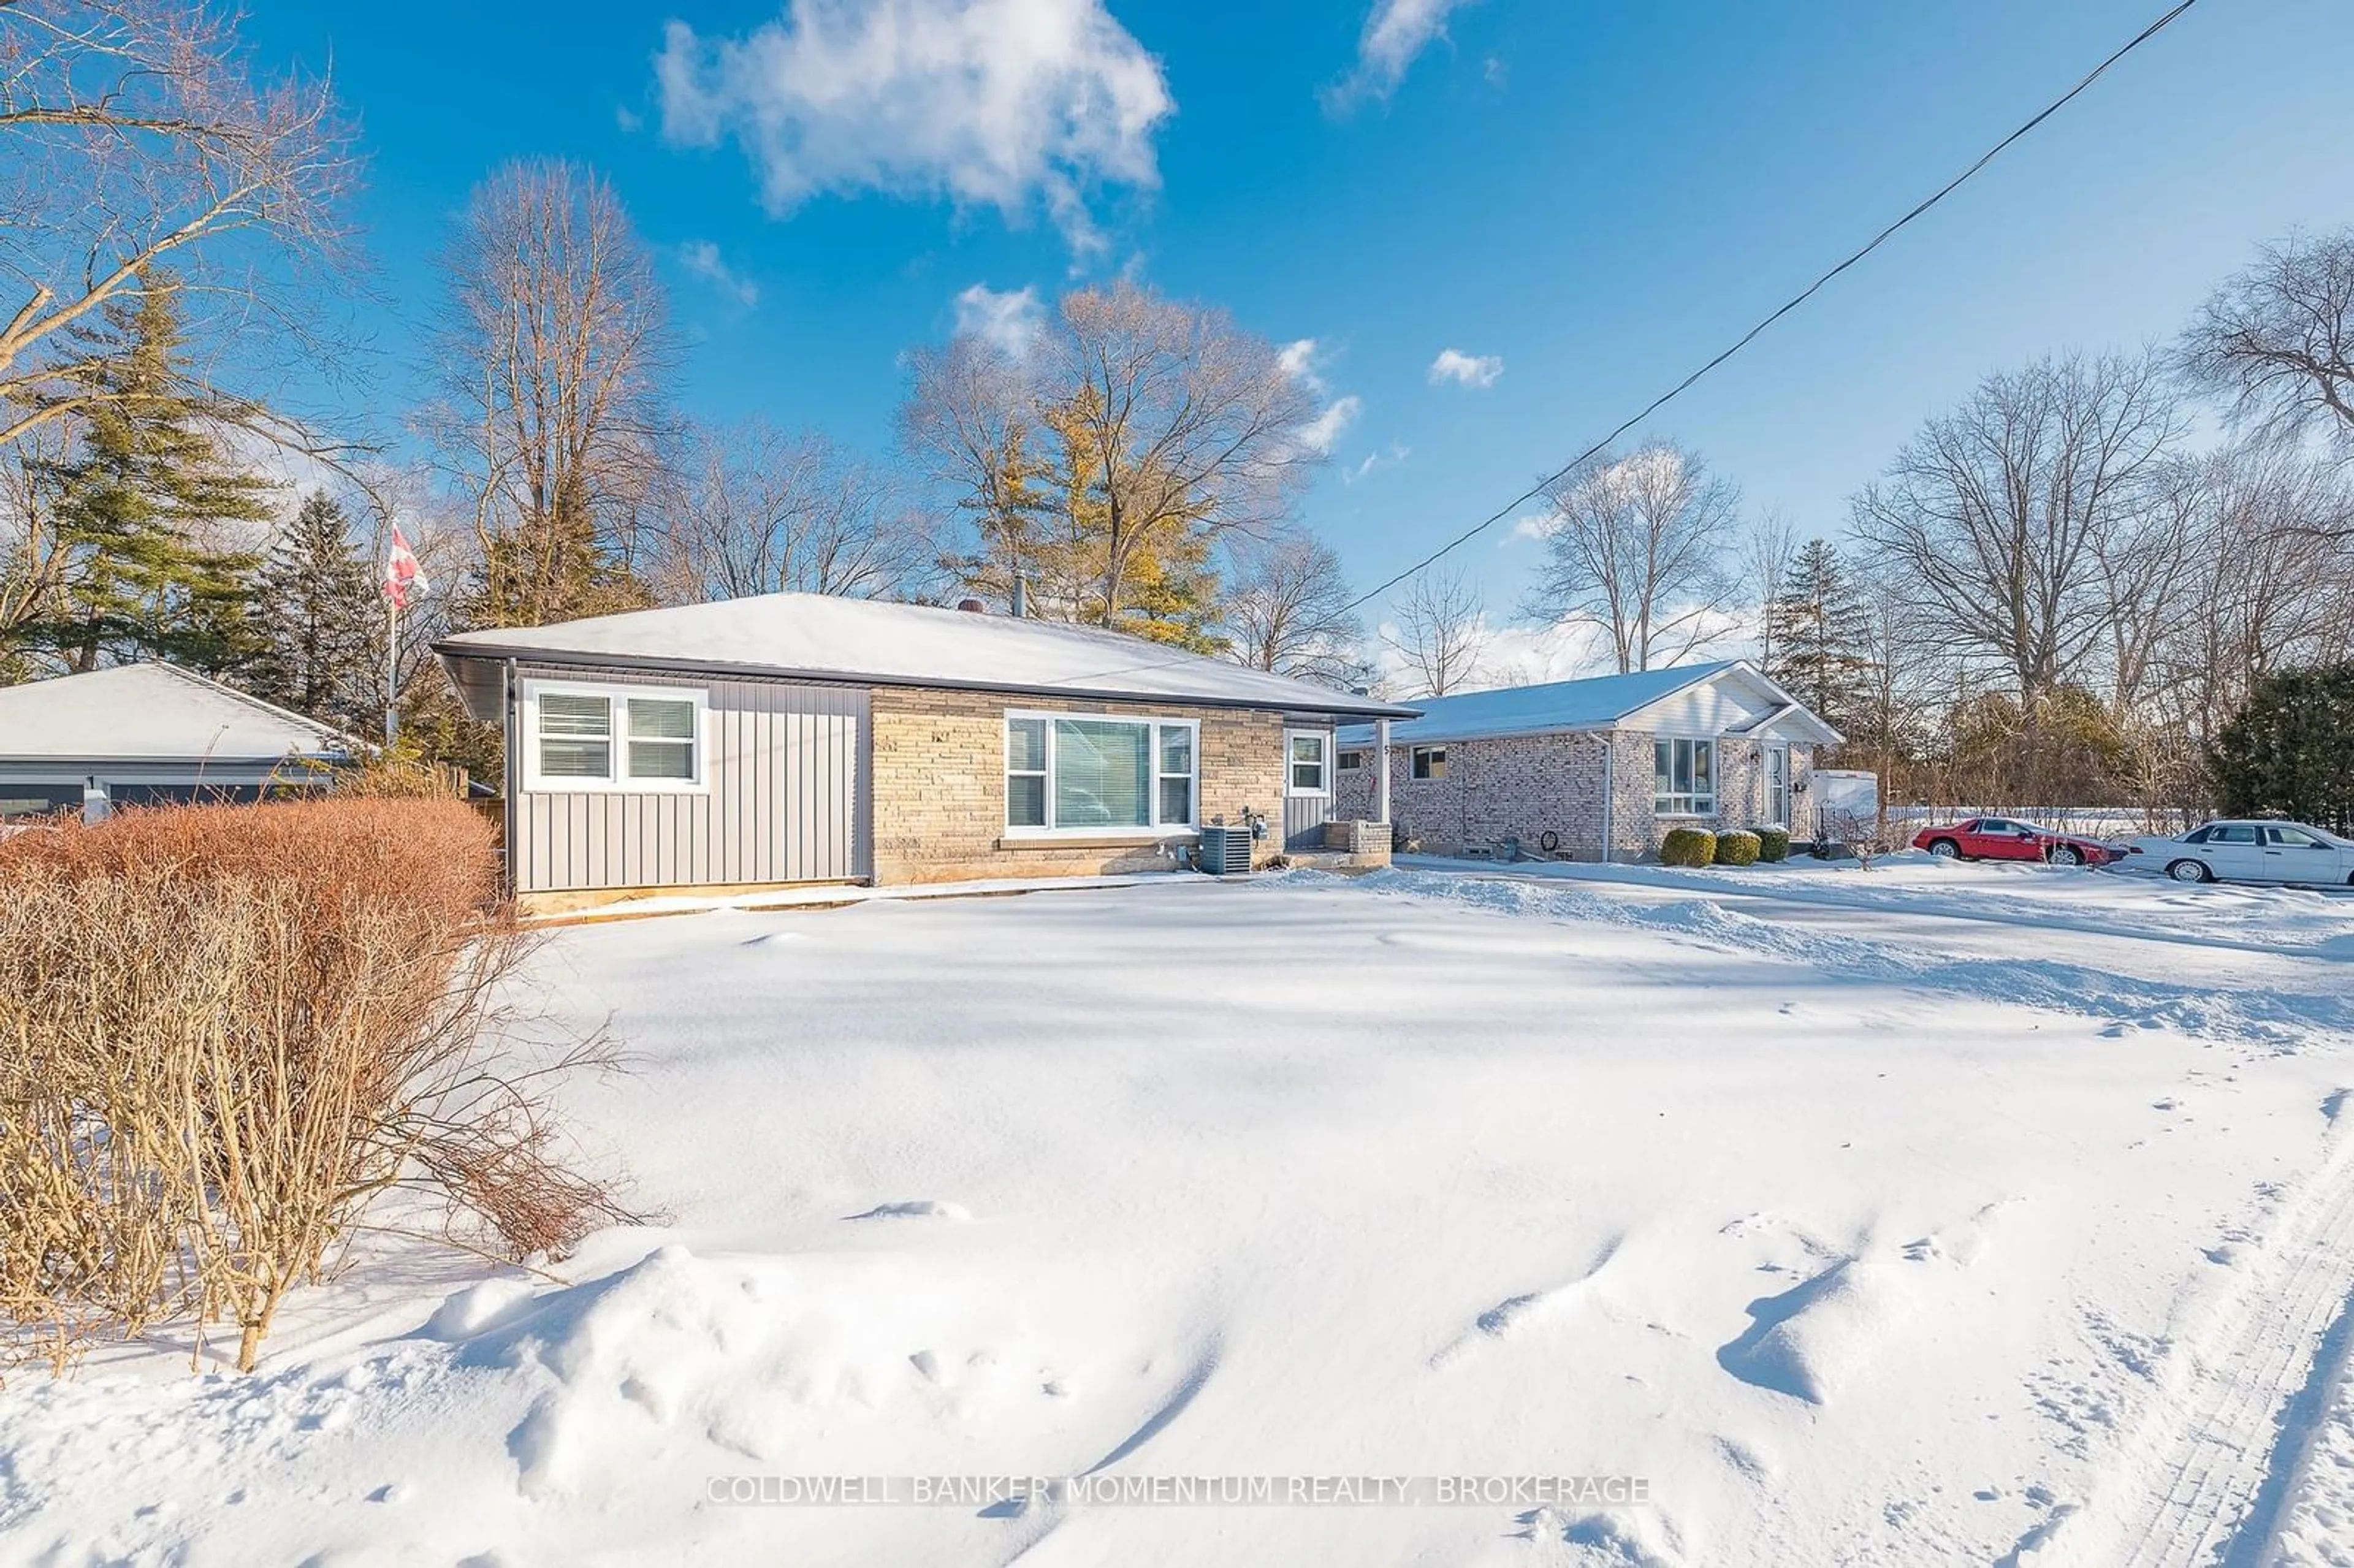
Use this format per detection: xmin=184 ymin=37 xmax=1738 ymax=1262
xmin=433 ymin=592 xmax=1417 ymax=909
xmin=1333 ymin=662 xmax=1842 ymax=862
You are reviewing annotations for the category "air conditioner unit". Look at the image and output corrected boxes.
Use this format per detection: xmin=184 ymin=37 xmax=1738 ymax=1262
xmin=1195 ymin=824 xmax=1252 ymax=876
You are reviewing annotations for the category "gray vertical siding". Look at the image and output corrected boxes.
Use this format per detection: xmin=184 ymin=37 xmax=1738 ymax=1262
xmin=513 ymin=665 xmax=869 ymax=894
xmin=1283 ymin=794 xmax=1334 ymax=850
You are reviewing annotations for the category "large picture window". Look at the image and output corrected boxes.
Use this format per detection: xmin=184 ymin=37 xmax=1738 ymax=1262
xmin=1005 ymin=713 xmax=1198 ymax=834
xmin=1654 ymin=737 xmax=1715 ymax=816
xmin=524 ymin=682 xmax=707 ymax=792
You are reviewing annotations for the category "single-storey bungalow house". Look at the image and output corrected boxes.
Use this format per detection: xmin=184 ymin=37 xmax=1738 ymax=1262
xmin=0 ymin=663 xmax=359 ymax=822
xmin=1334 ymin=661 xmax=1842 ymax=862
xmin=432 ymin=593 xmax=1419 ymax=907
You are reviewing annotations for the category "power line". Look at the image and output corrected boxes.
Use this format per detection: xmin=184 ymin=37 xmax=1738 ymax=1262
xmin=1345 ymin=0 xmax=2203 ymax=613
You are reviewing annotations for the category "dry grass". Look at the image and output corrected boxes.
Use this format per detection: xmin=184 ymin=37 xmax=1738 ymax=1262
xmin=0 ymin=800 xmax=631 ymax=1374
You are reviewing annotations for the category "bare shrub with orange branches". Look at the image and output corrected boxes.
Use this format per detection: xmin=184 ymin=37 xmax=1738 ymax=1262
xmin=0 ymin=799 xmax=632 ymax=1374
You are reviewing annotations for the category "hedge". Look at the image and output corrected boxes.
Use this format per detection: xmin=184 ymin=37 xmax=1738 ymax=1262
xmin=1658 ymin=827 xmax=1716 ymax=867
xmin=0 ymin=800 xmax=627 ymax=1374
xmin=1757 ymin=828 xmax=1792 ymax=863
xmin=1713 ymin=830 xmax=1762 ymax=867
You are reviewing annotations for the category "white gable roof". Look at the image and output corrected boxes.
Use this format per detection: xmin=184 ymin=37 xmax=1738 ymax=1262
xmin=435 ymin=592 xmax=1418 ymax=720
xmin=1337 ymin=661 xmax=1841 ymax=747
xmin=0 ymin=664 xmax=360 ymax=765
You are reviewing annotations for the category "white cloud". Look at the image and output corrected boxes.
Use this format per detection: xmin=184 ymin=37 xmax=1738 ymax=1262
xmin=1278 ymin=339 xmax=1363 ymax=457
xmin=1347 ymin=443 xmax=1409 ymax=483
xmin=1296 ymin=394 xmax=1362 ymax=456
xmin=1327 ymin=0 xmax=1474 ymax=108
xmin=954 ymin=283 xmax=1045 ymax=359
xmin=1428 ymin=346 xmax=1503 ymax=388
xmin=615 ymin=104 xmax=645 ymax=133
xmin=1507 ymin=508 xmax=1557 ymax=541
xmin=678 ymin=240 xmax=760 ymax=306
xmin=1277 ymin=338 xmax=1324 ymax=387
xmin=654 ymin=0 xmax=1173 ymax=251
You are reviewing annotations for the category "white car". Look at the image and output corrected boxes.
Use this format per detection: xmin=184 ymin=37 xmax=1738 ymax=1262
xmin=2128 ymin=820 xmax=2354 ymax=886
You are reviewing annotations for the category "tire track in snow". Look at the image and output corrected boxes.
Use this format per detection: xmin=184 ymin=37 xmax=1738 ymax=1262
xmin=2047 ymin=1098 xmax=2354 ymax=1567
xmin=1347 ymin=867 xmax=2354 ymax=1563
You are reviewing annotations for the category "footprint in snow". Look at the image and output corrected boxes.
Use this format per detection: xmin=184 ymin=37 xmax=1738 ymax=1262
xmin=1431 ymin=1235 xmax=1623 ymax=1368
xmin=845 ymin=1200 xmax=971 ymax=1222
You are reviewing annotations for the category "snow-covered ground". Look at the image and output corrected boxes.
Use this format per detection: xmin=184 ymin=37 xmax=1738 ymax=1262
xmin=9 ymin=857 xmax=2354 ymax=1566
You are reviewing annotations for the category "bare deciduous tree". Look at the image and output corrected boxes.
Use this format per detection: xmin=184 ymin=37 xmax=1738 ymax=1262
xmin=898 ymin=333 xmax=1045 ymax=609
xmin=1383 ymin=565 xmax=1489 ymax=698
xmin=1220 ymin=528 xmax=1368 ymax=687
xmin=1046 ymin=283 xmax=1321 ymax=620
xmin=0 ymin=1 xmax=356 ymax=452
xmin=2148 ymin=438 xmax=2354 ymax=745
xmin=1528 ymin=440 xmax=1740 ymax=672
xmin=1851 ymin=352 xmax=2182 ymax=709
xmin=0 ymin=420 xmax=70 ymax=674
xmin=901 ymin=281 xmax=1322 ymax=631
xmin=428 ymin=158 xmax=679 ymax=625
xmin=1743 ymin=511 xmax=1800 ymax=673
xmin=657 ymin=421 xmax=939 ymax=604
xmin=2181 ymin=229 xmax=2354 ymax=473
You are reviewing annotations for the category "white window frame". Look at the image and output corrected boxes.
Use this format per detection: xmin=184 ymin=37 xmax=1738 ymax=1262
xmin=1411 ymin=745 xmax=1448 ymax=780
xmin=1336 ymin=748 xmax=1366 ymax=773
xmin=1653 ymin=736 xmax=1717 ymax=817
xmin=1003 ymin=710 xmax=1201 ymax=838
xmin=520 ymin=678 xmax=710 ymax=794
xmin=1285 ymin=729 xmax=1331 ymax=799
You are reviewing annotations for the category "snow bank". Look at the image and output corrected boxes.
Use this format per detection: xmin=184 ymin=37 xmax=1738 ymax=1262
xmin=7 ymin=866 xmax=2354 ymax=1565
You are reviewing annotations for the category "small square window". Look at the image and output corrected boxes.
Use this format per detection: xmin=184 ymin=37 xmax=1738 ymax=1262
xmin=1411 ymin=745 xmax=1447 ymax=780
xmin=1337 ymin=750 xmax=1365 ymax=772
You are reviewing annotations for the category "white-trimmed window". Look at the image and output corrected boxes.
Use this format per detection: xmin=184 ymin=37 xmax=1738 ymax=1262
xmin=1654 ymin=737 xmax=1716 ymax=816
xmin=1337 ymin=748 xmax=1366 ymax=773
xmin=1004 ymin=712 xmax=1198 ymax=834
xmin=1411 ymin=745 xmax=1447 ymax=780
xmin=1286 ymin=731 xmax=1330 ymax=797
xmin=524 ymin=680 xmax=707 ymax=792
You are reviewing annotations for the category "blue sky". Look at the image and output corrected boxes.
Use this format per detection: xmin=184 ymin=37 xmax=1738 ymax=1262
xmin=244 ymin=0 xmax=2354 ymax=667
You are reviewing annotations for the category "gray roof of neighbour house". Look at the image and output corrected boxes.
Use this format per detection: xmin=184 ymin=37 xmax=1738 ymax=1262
xmin=0 ymin=663 xmax=360 ymax=766
xmin=434 ymin=592 xmax=1422 ymax=721
xmin=1336 ymin=661 xmax=1842 ymax=747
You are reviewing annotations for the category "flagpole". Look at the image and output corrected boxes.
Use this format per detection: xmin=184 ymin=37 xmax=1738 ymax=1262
xmin=386 ymin=580 xmax=400 ymax=748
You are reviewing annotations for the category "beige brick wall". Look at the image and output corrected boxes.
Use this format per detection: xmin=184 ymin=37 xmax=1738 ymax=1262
xmin=868 ymin=686 xmax=1289 ymax=884
xmin=1336 ymin=727 xmax=1815 ymax=861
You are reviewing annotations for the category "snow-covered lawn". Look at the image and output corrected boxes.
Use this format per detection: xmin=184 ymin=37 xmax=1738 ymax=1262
xmin=9 ymin=859 xmax=2354 ymax=1566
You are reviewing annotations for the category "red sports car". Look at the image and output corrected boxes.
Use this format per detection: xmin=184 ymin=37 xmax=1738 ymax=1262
xmin=1910 ymin=816 xmax=2125 ymax=867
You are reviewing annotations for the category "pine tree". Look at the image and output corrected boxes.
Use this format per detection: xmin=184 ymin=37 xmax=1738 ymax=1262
xmin=2211 ymin=663 xmax=2354 ymax=834
xmin=27 ymin=269 xmax=276 ymax=674
xmin=453 ymin=468 xmax=652 ymax=632
xmin=1764 ymin=538 xmax=1874 ymax=731
xmin=249 ymin=490 xmax=380 ymax=730
xmin=1029 ymin=388 xmax=1223 ymax=650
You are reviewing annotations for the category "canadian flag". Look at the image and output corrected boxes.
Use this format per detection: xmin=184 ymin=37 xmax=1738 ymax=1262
xmin=382 ymin=526 xmax=429 ymax=609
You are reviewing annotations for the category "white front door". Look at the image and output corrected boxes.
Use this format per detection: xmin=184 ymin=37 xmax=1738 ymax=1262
xmin=1764 ymin=745 xmax=1790 ymax=828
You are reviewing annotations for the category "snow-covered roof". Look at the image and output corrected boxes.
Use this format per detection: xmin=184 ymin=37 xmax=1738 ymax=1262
xmin=435 ymin=593 xmax=1419 ymax=720
xmin=0 ymin=663 xmax=360 ymax=766
xmin=1336 ymin=661 xmax=1842 ymax=747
